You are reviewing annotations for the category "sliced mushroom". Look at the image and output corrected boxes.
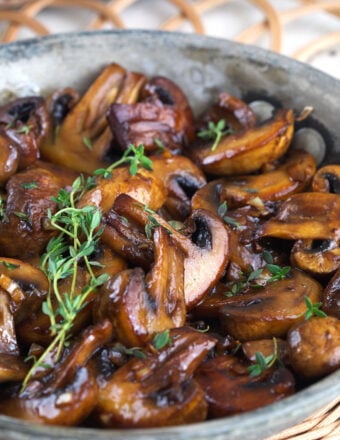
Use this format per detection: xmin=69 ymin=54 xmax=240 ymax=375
xmin=0 ymin=320 xmax=112 ymax=425
xmin=216 ymin=149 xmax=316 ymax=209
xmin=287 ymin=316 xmax=340 ymax=380
xmin=196 ymin=92 xmax=256 ymax=133
xmin=322 ymin=268 xmax=340 ymax=318
xmin=0 ymin=167 xmax=62 ymax=258
xmin=47 ymin=87 xmax=80 ymax=131
xmin=95 ymin=327 xmax=216 ymax=428
xmin=101 ymin=209 xmax=154 ymax=270
xmin=195 ymin=354 xmax=295 ymax=417
xmin=312 ymin=165 xmax=340 ymax=194
xmin=291 ymin=239 xmax=340 ymax=276
xmin=259 ymin=192 xmax=340 ymax=240
xmin=0 ymin=134 xmax=19 ymax=185
xmin=0 ymin=289 xmax=28 ymax=382
xmin=95 ymin=227 xmax=185 ymax=347
xmin=113 ymin=194 xmax=229 ymax=308
xmin=150 ymin=155 xmax=206 ymax=219
xmin=218 ymin=269 xmax=323 ymax=340
xmin=0 ymin=96 xmax=50 ymax=169
xmin=188 ymin=109 xmax=294 ymax=176
xmin=77 ymin=167 xmax=167 ymax=214
xmin=40 ymin=63 xmax=136 ymax=173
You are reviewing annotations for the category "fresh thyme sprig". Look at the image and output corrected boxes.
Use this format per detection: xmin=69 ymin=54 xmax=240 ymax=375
xmin=94 ymin=144 xmax=153 ymax=178
xmin=197 ymin=119 xmax=234 ymax=151
xmin=21 ymin=176 xmax=108 ymax=390
xmin=143 ymin=204 xmax=172 ymax=238
xmin=303 ymin=296 xmax=327 ymax=320
xmin=152 ymin=329 xmax=173 ymax=350
xmin=247 ymin=337 xmax=279 ymax=377
xmin=217 ymin=201 xmax=241 ymax=229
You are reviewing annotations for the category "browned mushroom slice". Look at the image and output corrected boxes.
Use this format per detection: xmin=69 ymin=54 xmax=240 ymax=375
xmin=291 ymin=239 xmax=340 ymax=276
xmin=47 ymin=87 xmax=80 ymax=132
xmin=287 ymin=316 xmax=340 ymax=380
xmin=150 ymin=155 xmax=206 ymax=219
xmin=195 ymin=355 xmax=295 ymax=417
xmin=0 ymin=289 xmax=28 ymax=382
xmin=0 ymin=167 xmax=62 ymax=258
xmin=101 ymin=209 xmax=154 ymax=270
xmin=188 ymin=109 xmax=294 ymax=176
xmin=16 ymin=266 xmax=93 ymax=346
xmin=322 ymin=268 xmax=340 ymax=318
xmin=95 ymin=227 xmax=185 ymax=347
xmin=242 ymin=338 xmax=290 ymax=365
xmin=259 ymin=193 xmax=340 ymax=240
xmin=77 ymin=167 xmax=167 ymax=214
xmin=95 ymin=327 xmax=216 ymax=428
xmin=312 ymin=165 xmax=340 ymax=194
xmin=196 ymin=92 xmax=256 ymax=133
xmin=217 ymin=149 xmax=316 ymax=208
xmin=0 ymin=257 xmax=48 ymax=321
xmin=113 ymin=194 xmax=229 ymax=309
xmin=218 ymin=269 xmax=323 ymax=340
xmin=0 ymin=320 xmax=112 ymax=425
xmin=0 ymin=96 xmax=50 ymax=169
xmin=0 ymin=134 xmax=19 ymax=185
xmin=107 ymin=76 xmax=195 ymax=155
xmin=40 ymin=63 xmax=145 ymax=173
xmin=92 ymin=244 xmax=128 ymax=279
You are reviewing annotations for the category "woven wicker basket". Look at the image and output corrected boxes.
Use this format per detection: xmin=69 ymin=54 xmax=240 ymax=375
xmin=0 ymin=1 xmax=338 ymax=439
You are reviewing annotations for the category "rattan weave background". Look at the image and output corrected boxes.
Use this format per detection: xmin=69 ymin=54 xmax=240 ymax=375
xmin=0 ymin=1 xmax=338 ymax=439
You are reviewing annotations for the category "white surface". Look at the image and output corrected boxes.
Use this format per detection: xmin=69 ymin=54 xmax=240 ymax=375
xmin=2 ymin=0 xmax=340 ymax=78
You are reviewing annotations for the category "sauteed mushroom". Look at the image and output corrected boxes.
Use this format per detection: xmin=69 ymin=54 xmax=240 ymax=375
xmin=95 ymin=327 xmax=216 ymax=428
xmin=322 ymin=268 xmax=340 ymax=318
xmin=312 ymin=165 xmax=340 ymax=194
xmin=0 ymin=321 xmax=112 ymax=425
xmin=188 ymin=109 xmax=294 ymax=176
xmin=95 ymin=227 xmax=185 ymax=346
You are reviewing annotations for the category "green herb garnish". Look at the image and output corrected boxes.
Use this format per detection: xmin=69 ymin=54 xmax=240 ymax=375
xmin=197 ymin=119 xmax=234 ymax=151
xmin=152 ymin=329 xmax=173 ymax=350
xmin=2 ymin=261 xmax=20 ymax=271
xmin=21 ymin=181 xmax=38 ymax=190
xmin=247 ymin=337 xmax=279 ymax=377
xmin=303 ymin=296 xmax=327 ymax=320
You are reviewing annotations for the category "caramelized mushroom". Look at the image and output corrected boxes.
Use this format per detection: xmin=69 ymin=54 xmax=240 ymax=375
xmin=0 ymin=134 xmax=19 ymax=185
xmin=107 ymin=76 xmax=195 ymax=155
xmin=0 ymin=167 xmax=62 ymax=258
xmin=40 ymin=64 xmax=139 ymax=173
xmin=287 ymin=316 xmax=340 ymax=380
xmin=113 ymin=194 xmax=229 ymax=308
xmin=77 ymin=167 xmax=167 ymax=214
xmin=195 ymin=355 xmax=295 ymax=417
xmin=188 ymin=109 xmax=294 ymax=176
xmin=0 ymin=320 xmax=112 ymax=425
xmin=95 ymin=227 xmax=185 ymax=347
xmin=196 ymin=92 xmax=256 ymax=133
xmin=0 ymin=289 xmax=28 ymax=382
xmin=291 ymin=239 xmax=340 ymax=276
xmin=259 ymin=192 xmax=340 ymax=240
xmin=322 ymin=268 xmax=340 ymax=318
xmin=218 ymin=269 xmax=323 ymax=340
xmin=95 ymin=327 xmax=216 ymax=428
xmin=312 ymin=165 xmax=340 ymax=194
xmin=0 ymin=96 xmax=50 ymax=169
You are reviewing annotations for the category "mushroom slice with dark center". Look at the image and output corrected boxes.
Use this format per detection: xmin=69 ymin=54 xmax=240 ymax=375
xmin=94 ymin=226 xmax=185 ymax=347
xmin=291 ymin=239 xmax=340 ymax=276
xmin=150 ymin=155 xmax=206 ymax=219
xmin=113 ymin=194 xmax=229 ymax=309
xmin=0 ymin=320 xmax=112 ymax=426
xmin=322 ymin=268 xmax=340 ymax=318
xmin=287 ymin=316 xmax=340 ymax=380
xmin=0 ymin=289 xmax=28 ymax=383
xmin=312 ymin=165 xmax=340 ymax=194
xmin=195 ymin=354 xmax=295 ymax=417
xmin=259 ymin=192 xmax=340 ymax=240
xmin=218 ymin=269 xmax=323 ymax=340
xmin=195 ymin=92 xmax=256 ymax=133
xmin=187 ymin=109 xmax=294 ymax=176
xmin=0 ymin=96 xmax=50 ymax=169
xmin=95 ymin=327 xmax=216 ymax=428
